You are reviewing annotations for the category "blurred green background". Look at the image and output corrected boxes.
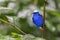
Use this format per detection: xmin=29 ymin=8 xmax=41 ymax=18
xmin=0 ymin=0 xmax=60 ymax=40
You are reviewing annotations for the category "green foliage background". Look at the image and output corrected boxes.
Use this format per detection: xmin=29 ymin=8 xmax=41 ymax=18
xmin=0 ymin=0 xmax=60 ymax=40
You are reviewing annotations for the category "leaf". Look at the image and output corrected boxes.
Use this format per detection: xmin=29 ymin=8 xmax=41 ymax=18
xmin=48 ymin=10 xmax=60 ymax=17
xmin=19 ymin=18 xmax=36 ymax=34
xmin=45 ymin=20 xmax=56 ymax=32
xmin=38 ymin=0 xmax=48 ymax=7
xmin=0 ymin=7 xmax=16 ymax=16
xmin=0 ymin=14 xmax=8 ymax=22
xmin=34 ymin=37 xmax=45 ymax=40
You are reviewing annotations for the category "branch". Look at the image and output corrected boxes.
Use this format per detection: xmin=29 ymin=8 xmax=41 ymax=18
xmin=0 ymin=19 xmax=26 ymax=35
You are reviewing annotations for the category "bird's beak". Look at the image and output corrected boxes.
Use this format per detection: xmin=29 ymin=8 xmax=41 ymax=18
xmin=40 ymin=27 xmax=45 ymax=31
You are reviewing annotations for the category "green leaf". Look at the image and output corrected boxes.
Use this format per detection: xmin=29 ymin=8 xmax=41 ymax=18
xmin=19 ymin=18 xmax=36 ymax=34
xmin=0 ymin=14 xmax=8 ymax=22
xmin=45 ymin=20 xmax=56 ymax=32
xmin=38 ymin=0 xmax=48 ymax=7
xmin=0 ymin=34 xmax=5 ymax=39
xmin=48 ymin=10 xmax=60 ymax=17
xmin=0 ymin=7 xmax=16 ymax=16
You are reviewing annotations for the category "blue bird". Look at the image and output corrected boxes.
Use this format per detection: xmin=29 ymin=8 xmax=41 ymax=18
xmin=32 ymin=11 xmax=44 ymax=31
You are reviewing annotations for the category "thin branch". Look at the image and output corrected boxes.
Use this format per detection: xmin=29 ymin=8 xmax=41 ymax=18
xmin=43 ymin=0 xmax=46 ymax=20
xmin=42 ymin=0 xmax=46 ymax=38
xmin=0 ymin=19 xmax=26 ymax=35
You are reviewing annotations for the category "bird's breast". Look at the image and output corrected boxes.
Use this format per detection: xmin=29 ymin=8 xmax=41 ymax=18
xmin=32 ymin=13 xmax=44 ymax=27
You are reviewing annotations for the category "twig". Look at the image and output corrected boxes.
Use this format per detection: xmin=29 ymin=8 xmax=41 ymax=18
xmin=42 ymin=0 xmax=46 ymax=38
xmin=0 ymin=19 xmax=26 ymax=35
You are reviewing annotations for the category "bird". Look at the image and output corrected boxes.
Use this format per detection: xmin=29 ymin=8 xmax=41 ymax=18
xmin=32 ymin=10 xmax=44 ymax=31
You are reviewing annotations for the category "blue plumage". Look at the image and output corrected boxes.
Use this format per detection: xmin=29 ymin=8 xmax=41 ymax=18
xmin=32 ymin=12 xmax=44 ymax=28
